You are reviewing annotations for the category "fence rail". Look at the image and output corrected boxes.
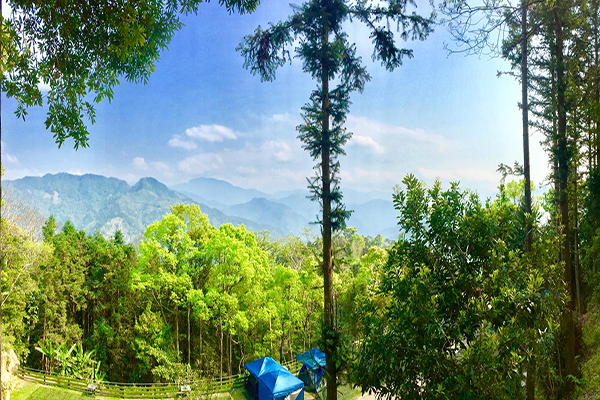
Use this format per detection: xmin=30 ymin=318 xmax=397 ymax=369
xmin=18 ymin=359 xmax=302 ymax=399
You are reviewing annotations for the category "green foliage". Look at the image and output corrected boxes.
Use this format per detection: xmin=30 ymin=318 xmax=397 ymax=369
xmin=1 ymin=219 xmax=52 ymax=360
xmin=353 ymin=175 xmax=563 ymax=399
xmin=12 ymin=182 xmax=570 ymax=395
xmin=134 ymin=204 xmax=212 ymax=379
xmin=35 ymin=341 xmax=103 ymax=380
xmin=574 ymin=303 xmax=600 ymax=399
xmin=240 ymin=5 xmax=433 ymax=396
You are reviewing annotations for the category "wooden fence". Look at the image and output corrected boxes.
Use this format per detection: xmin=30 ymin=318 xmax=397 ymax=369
xmin=18 ymin=359 xmax=302 ymax=399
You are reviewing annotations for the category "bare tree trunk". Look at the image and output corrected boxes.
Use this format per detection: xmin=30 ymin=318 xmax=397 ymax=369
xmin=229 ymin=331 xmax=233 ymax=376
xmin=269 ymin=318 xmax=273 ymax=354
xmin=43 ymin=311 xmax=47 ymax=371
xmin=554 ymin=1 xmax=577 ymax=390
xmin=238 ymin=335 xmax=245 ymax=375
xmin=574 ymin=175 xmax=581 ymax=315
xmin=175 ymin=305 xmax=180 ymax=358
xmin=596 ymin=17 xmax=600 ymax=169
xmin=289 ymin=322 xmax=293 ymax=361
xmin=521 ymin=0 xmax=532 ymax=255
xmin=280 ymin=319 xmax=285 ymax=363
xmin=303 ymin=319 xmax=306 ymax=351
xmin=520 ymin=4 xmax=536 ymax=399
xmin=593 ymin=124 xmax=596 ymax=175
xmin=320 ymin=11 xmax=337 ymax=400
xmin=187 ymin=303 xmax=191 ymax=364
xmin=199 ymin=320 xmax=203 ymax=371
xmin=219 ymin=311 xmax=223 ymax=381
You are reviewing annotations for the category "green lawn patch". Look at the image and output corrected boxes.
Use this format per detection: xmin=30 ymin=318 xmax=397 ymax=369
xmin=11 ymin=381 xmax=39 ymax=400
xmin=575 ymin=302 xmax=600 ymax=399
xmin=12 ymin=383 xmax=86 ymax=400
xmin=11 ymin=380 xmax=141 ymax=400
xmin=230 ymin=387 xmax=252 ymax=400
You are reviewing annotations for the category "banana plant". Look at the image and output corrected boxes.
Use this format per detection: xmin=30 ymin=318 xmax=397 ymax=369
xmin=36 ymin=340 xmax=104 ymax=380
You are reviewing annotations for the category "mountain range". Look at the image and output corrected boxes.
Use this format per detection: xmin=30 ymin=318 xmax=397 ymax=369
xmin=3 ymin=173 xmax=399 ymax=244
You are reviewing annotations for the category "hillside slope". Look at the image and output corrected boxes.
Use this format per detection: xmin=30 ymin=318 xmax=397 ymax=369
xmin=3 ymin=174 xmax=270 ymax=244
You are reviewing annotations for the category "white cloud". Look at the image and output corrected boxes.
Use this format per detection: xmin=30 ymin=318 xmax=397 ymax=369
xmin=1 ymin=140 xmax=19 ymax=164
xmin=132 ymin=157 xmax=149 ymax=171
xmin=351 ymin=135 xmax=385 ymax=154
xmin=261 ymin=141 xmax=293 ymax=162
xmin=133 ymin=156 xmax=174 ymax=178
xmin=149 ymin=161 xmax=174 ymax=179
xmin=185 ymin=124 xmax=236 ymax=142
xmin=151 ymin=161 xmax=171 ymax=173
xmin=178 ymin=153 xmax=224 ymax=174
xmin=1 ymin=167 xmax=43 ymax=181
xmin=4 ymin=153 xmax=18 ymax=164
xmin=271 ymin=113 xmax=297 ymax=125
xmin=347 ymin=115 xmax=457 ymax=152
xmin=168 ymin=135 xmax=197 ymax=150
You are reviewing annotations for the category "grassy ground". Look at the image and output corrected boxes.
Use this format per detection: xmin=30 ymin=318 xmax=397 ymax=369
xmin=11 ymin=380 xmax=128 ymax=400
xmin=12 ymin=378 xmax=361 ymax=400
xmin=574 ymin=300 xmax=600 ymax=400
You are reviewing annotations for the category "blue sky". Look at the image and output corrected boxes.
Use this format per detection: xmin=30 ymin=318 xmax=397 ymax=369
xmin=1 ymin=0 xmax=550 ymax=198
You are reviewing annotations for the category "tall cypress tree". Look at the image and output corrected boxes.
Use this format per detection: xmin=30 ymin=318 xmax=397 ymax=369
xmin=239 ymin=2 xmax=432 ymax=398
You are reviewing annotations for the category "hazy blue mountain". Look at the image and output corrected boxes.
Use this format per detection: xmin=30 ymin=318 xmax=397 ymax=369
xmin=172 ymin=178 xmax=267 ymax=206
xmin=172 ymin=177 xmax=397 ymax=238
xmin=271 ymin=190 xmax=320 ymax=222
xmin=4 ymin=173 xmax=400 ymax=243
xmin=346 ymin=199 xmax=398 ymax=238
xmin=343 ymin=188 xmax=391 ymax=204
xmin=3 ymin=173 xmax=271 ymax=244
xmin=176 ymin=190 xmax=230 ymax=211
xmin=224 ymin=198 xmax=309 ymax=236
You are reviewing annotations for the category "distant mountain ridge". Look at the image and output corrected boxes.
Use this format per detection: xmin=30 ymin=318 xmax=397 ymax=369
xmin=3 ymin=173 xmax=271 ymax=244
xmin=172 ymin=177 xmax=267 ymax=207
xmin=169 ymin=177 xmax=399 ymax=240
xmin=3 ymin=173 xmax=400 ymax=243
xmin=224 ymin=198 xmax=308 ymax=235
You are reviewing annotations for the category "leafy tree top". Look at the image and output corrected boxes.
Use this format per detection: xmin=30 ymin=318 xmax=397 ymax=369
xmin=0 ymin=0 xmax=259 ymax=148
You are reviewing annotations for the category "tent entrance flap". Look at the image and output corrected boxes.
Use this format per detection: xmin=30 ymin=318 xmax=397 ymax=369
xmin=286 ymin=388 xmax=303 ymax=400
xmin=295 ymin=348 xmax=326 ymax=391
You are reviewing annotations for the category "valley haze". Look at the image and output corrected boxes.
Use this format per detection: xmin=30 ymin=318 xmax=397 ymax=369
xmin=3 ymin=172 xmax=398 ymax=244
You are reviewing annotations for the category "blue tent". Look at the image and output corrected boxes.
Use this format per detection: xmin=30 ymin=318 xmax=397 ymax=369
xmin=259 ymin=369 xmax=304 ymax=400
xmin=245 ymin=357 xmax=282 ymax=378
xmin=244 ymin=357 xmax=304 ymax=400
xmin=295 ymin=348 xmax=326 ymax=391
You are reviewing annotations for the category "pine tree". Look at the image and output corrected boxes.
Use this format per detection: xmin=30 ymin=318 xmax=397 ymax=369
xmin=239 ymin=2 xmax=433 ymax=398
